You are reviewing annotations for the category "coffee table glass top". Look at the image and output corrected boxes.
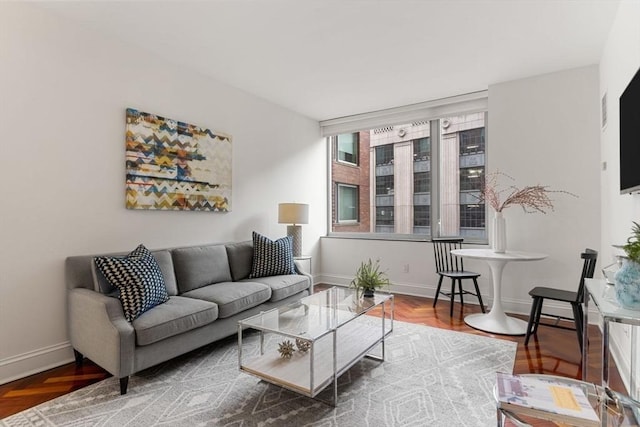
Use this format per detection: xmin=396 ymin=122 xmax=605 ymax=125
xmin=240 ymin=287 xmax=391 ymax=340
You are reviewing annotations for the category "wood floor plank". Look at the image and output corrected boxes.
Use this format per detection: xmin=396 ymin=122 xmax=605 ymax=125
xmin=0 ymin=285 xmax=625 ymax=422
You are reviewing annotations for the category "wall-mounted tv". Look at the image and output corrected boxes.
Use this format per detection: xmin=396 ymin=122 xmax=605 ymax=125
xmin=620 ymin=65 xmax=640 ymax=194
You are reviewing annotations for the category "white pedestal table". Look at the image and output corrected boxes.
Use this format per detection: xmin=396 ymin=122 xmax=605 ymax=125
xmin=451 ymin=249 xmax=547 ymax=335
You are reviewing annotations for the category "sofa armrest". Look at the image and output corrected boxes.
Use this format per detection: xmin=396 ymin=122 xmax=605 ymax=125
xmin=293 ymin=260 xmax=314 ymax=293
xmin=67 ymin=288 xmax=135 ymax=378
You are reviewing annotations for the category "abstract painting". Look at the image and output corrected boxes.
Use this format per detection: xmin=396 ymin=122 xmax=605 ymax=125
xmin=125 ymin=108 xmax=232 ymax=211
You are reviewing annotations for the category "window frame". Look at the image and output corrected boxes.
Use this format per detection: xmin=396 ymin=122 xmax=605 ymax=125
xmin=323 ymin=92 xmax=488 ymax=243
xmin=336 ymin=133 xmax=359 ymax=166
xmin=336 ymin=183 xmax=359 ymax=224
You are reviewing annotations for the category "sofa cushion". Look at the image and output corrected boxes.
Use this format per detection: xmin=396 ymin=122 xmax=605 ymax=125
xmin=152 ymin=251 xmax=179 ymax=296
xmin=94 ymin=244 xmax=169 ymax=322
xmin=242 ymin=274 xmax=310 ymax=302
xmin=182 ymin=281 xmax=271 ymax=318
xmin=91 ymin=250 xmax=178 ymax=296
xmin=172 ymin=245 xmax=232 ymax=293
xmin=249 ymin=232 xmax=296 ymax=278
xmin=132 ymin=296 xmax=218 ymax=346
xmin=225 ymin=240 xmax=253 ymax=281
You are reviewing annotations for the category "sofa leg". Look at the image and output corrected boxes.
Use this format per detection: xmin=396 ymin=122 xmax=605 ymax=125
xmin=119 ymin=377 xmax=129 ymax=395
xmin=73 ymin=349 xmax=84 ymax=367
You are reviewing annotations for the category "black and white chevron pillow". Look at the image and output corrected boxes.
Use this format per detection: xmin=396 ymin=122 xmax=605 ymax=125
xmin=249 ymin=232 xmax=296 ymax=278
xmin=94 ymin=244 xmax=169 ymax=322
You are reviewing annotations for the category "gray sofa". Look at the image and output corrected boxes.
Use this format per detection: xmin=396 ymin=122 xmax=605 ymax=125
xmin=65 ymin=240 xmax=312 ymax=394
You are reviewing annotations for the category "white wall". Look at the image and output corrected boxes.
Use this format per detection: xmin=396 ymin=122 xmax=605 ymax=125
xmin=321 ymin=65 xmax=601 ymax=323
xmin=599 ymin=0 xmax=640 ymax=398
xmin=0 ymin=3 xmax=326 ymax=384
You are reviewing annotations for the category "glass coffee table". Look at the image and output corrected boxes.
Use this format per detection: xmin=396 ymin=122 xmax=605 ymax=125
xmin=238 ymin=287 xmax=394 ymax=406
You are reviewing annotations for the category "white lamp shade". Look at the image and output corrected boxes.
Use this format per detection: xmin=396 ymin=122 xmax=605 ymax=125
xmin=278 ymin=203 xmax=309 ymax=225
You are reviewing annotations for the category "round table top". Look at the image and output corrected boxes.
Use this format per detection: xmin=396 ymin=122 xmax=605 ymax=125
xmin=451 ymin=248 xmax=547 ymax=262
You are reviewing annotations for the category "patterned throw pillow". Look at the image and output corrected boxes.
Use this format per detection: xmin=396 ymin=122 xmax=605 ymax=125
xmin=94 ymin=244 xmax=169 ymax=322
xmin=249 ymin=232 xmax=296 ymax=278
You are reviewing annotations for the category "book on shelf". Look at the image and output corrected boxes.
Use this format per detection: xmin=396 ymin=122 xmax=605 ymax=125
xmin=496 ymin=372 xmax=600 ymax=427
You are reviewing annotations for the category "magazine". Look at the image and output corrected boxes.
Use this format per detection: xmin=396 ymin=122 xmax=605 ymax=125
xmin=496 ymin=372 xmax=600 ymax=427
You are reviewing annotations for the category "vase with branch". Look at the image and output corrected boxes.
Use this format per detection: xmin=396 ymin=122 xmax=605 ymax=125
xmin=479 ymin=171 xmax=576 ymax=253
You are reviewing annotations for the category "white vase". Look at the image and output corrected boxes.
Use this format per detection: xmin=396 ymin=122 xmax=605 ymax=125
xmin=493 ymin=211 xmax=506 ymax=253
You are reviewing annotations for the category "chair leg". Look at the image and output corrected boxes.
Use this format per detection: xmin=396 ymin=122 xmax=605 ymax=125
xmin=472 ymin=278 xmax=485 ymax=313
xmin=524 ymin=297 xmax=541 ymax=346
xmin=533 ymin=298 xmax=544 ymax=335
xmin=572 ymin=303 xmax=584 ymax=351
xmin=433 ymin=276 xmax=444 ymax=308
xmin=458 ymin=279 xmax=465 ymax=308
xmin=450 ymin=278 xmax=456 ymax=317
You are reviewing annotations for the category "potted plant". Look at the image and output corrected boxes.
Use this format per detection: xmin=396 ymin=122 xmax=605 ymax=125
xmin=350 ymin=258 xmax=390 ymax=298
xmin=614 ymin=221 xmax=640 ymax=310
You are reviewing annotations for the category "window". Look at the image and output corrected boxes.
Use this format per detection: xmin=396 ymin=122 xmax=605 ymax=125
xmin=414 ymin=172 xmax=430 ymax=194
xmin=376 ymin=145 xmax=394 ymax=166
xmin=460 ymin=204 xmax=485 ymax=228
xmin=376 ymin=206 xmax=394 ymax=225
xmin=460 ymin=128 xmax=485 ymax=155
xmin=414 ymin=205 xmax=430 ymax=226
xmin=376 ymin=175 xmax=394 ymax=195
xmin=336 ymin=184 xmax=358 ymax=222
xmin=337 ymin=133 xmax=358 ymax=165
xmin=460 ymin=167 xmax=484 ymax=192
xmin=325 ymin=93 xmax=487 ymax=241
xmin=413 ymin=137 xmax=430 ymax=161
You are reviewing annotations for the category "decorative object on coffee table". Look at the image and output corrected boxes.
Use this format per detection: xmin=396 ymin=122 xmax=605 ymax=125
xmin=278 ymin=203 xmax=309 ymax=257
xmin=295 ymin=338 xmax=310 ymax=353
xmin=614 ymin=221 xmax=640 ymax=310
xmin=277 ymin=340 xmax=295 ymax=359
xmin=350 ymin=258 xmax=390 ymax=298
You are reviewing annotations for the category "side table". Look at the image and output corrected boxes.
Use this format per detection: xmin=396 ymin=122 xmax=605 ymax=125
xmin=583 ymin=278 xmax=640 ymax=397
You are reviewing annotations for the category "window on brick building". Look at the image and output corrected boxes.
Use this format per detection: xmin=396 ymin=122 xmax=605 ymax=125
xmin=337 ymin=184 xmax=358 ymax=222
xmin=337 ymin=133 xmax=359 ymax=165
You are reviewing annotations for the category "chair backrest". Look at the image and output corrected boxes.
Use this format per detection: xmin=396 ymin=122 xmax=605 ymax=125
xmin=432 ymin=238 xmax=465 ymax=273
xmin=576 ymin=248 xmax=598 ymax=302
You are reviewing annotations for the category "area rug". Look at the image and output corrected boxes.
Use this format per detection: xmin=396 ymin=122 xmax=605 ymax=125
xmin=1 ymin=319 xmax=516 ymax=427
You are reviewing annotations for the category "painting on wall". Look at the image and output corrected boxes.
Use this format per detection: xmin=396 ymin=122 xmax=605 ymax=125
xmin=125 ymin=108 xmax=232 ymax=212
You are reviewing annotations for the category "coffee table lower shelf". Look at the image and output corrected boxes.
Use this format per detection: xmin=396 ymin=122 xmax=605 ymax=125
xmin=240 ymin=321 xmax=385 ymax=402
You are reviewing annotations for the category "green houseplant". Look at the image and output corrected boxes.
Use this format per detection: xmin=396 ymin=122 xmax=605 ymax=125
xmin=614 ymin=221 xmax=640 ymax=310
xmin=350 ymin=258 xmax=390 ymax=298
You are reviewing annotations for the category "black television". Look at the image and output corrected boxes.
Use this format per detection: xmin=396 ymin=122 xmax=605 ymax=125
xmin=620 ymin=65 xmax=640 ymax=194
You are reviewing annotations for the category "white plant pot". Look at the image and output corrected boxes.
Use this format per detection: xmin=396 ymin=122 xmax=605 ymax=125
xmin=493 ymin=211 xmax=506 ymax=253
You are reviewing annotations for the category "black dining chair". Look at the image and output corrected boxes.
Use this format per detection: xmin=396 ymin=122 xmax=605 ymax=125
xmin=524 ymin=249 xmax=598 ymax=351
xmin=432 ymin=238 xmax=486 ymax=317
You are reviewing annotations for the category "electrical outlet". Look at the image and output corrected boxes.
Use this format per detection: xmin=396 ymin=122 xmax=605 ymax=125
xmin=403 ymin=264 xmax=410 ymax=273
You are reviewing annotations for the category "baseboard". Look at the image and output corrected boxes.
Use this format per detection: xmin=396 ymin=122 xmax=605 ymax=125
xmin=0 ymin=341 xmax=74 ymax=385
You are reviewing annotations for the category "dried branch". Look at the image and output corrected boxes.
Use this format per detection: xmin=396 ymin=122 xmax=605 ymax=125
xmin=479 ymin=171 xmax=577 ymax=213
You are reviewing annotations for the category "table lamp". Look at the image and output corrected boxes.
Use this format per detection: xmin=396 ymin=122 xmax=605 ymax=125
xmin=278 ymin=203 xmax=309 ymax=257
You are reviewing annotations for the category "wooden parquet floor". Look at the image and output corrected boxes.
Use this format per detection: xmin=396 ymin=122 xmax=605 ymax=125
xmin=0 ymin=286 xmax=625 ymax=424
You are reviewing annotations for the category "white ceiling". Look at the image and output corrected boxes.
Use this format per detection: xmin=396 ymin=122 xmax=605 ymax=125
xmin=35 ymin=0 xmax=620 ymax=121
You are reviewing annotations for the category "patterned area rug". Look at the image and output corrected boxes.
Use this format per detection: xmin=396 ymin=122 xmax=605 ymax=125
xmin=1 ymin=319 xmax=516 ymax=426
